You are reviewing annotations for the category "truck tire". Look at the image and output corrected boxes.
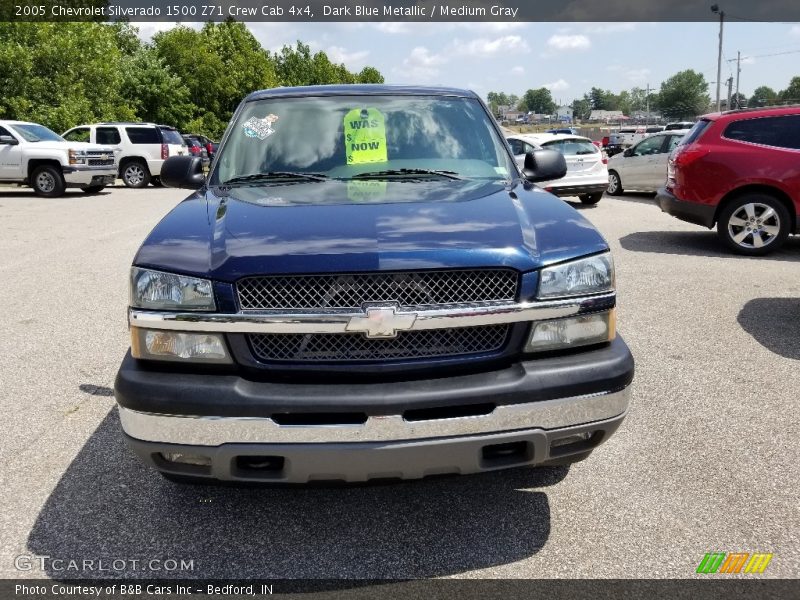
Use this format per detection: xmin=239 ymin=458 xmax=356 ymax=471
xmin=607 ymin=171 xmax=623 ymax=195
xmin=579 ymin=193 xmax=603 ymax=205
xmin=81 ymin=185 xmax=106 ymax=194
xmin=31 ymin=165 xmax=66 ymax=197
xmin=716 ymin=193 xmax=790 ymax=256
xmin=121 ymin=160 xmax=151 ymax=188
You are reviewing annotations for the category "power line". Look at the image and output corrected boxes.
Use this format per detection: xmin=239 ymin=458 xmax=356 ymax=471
xmin=732 ymin=49 xmax=800 ymax=60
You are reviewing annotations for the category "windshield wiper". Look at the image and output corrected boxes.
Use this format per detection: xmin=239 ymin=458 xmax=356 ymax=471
xmin=223 ymin=172 xmax=329 ymax=185
xmin=350 ymin=168 xmax=463 ymax=180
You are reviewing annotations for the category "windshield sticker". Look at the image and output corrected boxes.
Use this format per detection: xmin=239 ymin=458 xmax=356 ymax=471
xmin=242 ymin=114 xmax=279 ymax=140
xmin=344 ymin=107 xmax=388 ymax=165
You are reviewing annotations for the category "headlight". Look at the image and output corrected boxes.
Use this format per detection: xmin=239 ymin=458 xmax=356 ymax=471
xmin=525 ymin=310 xmax=615 ymax=353
xmin=131 ymin=327 xmax=231 ymax=363
xmin=130 ymin=268 xmax=215 ymax=311
xmin=68 ymin=149 xmax=87 ymax=165
xmin=538 ymin=253 xmax=614 ymax=299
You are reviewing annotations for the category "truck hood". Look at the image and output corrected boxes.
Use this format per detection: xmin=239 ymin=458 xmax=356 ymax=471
xmin=134 ymin=179 xmax=609 ymax=281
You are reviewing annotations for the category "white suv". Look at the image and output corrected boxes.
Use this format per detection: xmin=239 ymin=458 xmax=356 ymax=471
xmin=507 ymin=133 xmax=609 ymax=204
xmin=62 ymin=123 xmax=187 ymax=188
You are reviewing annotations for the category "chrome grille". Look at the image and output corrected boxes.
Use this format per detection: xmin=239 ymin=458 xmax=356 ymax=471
xmin=237 ymin=270 xmax=518 ymax=310
xmin=88 ymin=158 xmax=114 ymax=166
xmin=248 ymin=325 xmax=510 ymax=363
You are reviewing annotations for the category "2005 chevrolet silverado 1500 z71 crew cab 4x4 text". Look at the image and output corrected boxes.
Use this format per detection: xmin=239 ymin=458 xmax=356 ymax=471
xmin=114 ymin=85 xmax=635 ymax=484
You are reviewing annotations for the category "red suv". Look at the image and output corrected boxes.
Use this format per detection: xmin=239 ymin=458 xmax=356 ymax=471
xmin=658 ymin=105 xmax=800 ymax=255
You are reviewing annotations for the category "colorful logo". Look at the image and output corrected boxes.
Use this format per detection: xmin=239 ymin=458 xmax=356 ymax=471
xmin=696 ymin=552 xmax=773 ymax=574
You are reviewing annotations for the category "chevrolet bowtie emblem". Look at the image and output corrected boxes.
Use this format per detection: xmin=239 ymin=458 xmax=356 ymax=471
xmin=346 ymin=304 xmax=417 ymax=339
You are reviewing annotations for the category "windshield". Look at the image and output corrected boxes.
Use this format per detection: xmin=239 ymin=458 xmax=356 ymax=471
xmin=212 ymin=95 xmax=515 ymax=184
xmin=542 ymin=138 xmax=598 ymax=156
xmin=10 ymin=123 xmax=65 ymax=143
xmin=679 ymin=120 xmax=710 ymax=146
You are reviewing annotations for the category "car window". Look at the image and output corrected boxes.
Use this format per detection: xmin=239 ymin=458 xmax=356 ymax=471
xmin=160 ymin=128 xmax=185 ymax=145
xmin=63 ymin=127 xmax=90 ymax=143
xmin=543 ymin=138 xmax=597 ymax=155
xmin=680 ymin=120 xmax=710 ymax=145
xmin=96 ymin=127 xmax=121 ymax=145
xmin=507 ymin=138 xmax=524 ymax=155
xmin=632 ymin=135 xmax=665 ymax=156
xmin=216 ymin=95 xmax=516 ymax=183
xmin=524 ymin=142 xmax=537 ymax=154
xmin=9 ymin=123 xmax=64 ymax=143
xmin=666 ymin=135 xmax=684 ymax=151
xmin=723 ymin=115 xmax=800 ymax=150
xmin=125 ymin=127 xmax=160 ymax=144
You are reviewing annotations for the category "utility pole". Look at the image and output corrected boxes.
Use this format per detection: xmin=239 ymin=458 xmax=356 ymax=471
xmin=645 ymin=83 xmax=651 ymax=125
xmin=735 ymin=51 xmax=741 ymax=108
xmin=726 ymin=76 xmax=734 ymax=110
xmin=712 ymin=5 xmax=725 ymax=112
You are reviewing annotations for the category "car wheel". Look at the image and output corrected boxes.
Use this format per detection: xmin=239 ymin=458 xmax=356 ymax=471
xmin=121 ymin=160 xmax=151 ymax=188
xmin=579 ymin=193 xmax=603 ymax=205
xmin=31 ymin=165 xmax=66 ymax=197
xmin=607 ymin=171 xmax=623 ymax=195
xmin=80 ymin=185 xmax=105 ymax=194
xmin=717 ymin=194 xmax=790 ymax=256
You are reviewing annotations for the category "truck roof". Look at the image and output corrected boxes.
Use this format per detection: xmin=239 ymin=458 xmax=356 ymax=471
xmin=246 ymin=84 xmax=479 ymax=102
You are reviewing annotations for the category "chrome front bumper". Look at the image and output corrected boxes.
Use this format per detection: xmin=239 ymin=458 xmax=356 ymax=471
xmin=119 ymin=386 xmax=630 ymax=446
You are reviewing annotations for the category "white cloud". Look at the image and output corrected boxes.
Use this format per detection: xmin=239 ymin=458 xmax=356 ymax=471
xmin=546 ymin=34 xmax=591 ymax=51
xmin=395 ymin=46 xmax=448 ymax=81
xmin=326 ymin=45 xmax=370 ymax=67
xmin=543 ymin=79 xmax=570 ymax=92
xmin=451 ymin=35 xmax=529 ymax=57
xmin=511 ymin=66 xmax=525 ymax=75
xmin=791 ymin=25 xmax=800 ymax=36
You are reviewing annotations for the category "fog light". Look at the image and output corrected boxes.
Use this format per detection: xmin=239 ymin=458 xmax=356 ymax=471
xmin=161 ymin=452 xmax=211 ymax=467
xmin=525 ymin=310 xmax=615 ymax=353
xmin=131 ymin=327 xmax=231 ymax=363
xmin=550 ymin=432 xmax=592 ymax=448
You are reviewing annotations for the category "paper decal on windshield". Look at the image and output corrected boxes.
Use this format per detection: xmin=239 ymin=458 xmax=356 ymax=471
xmin=242 ymin=114 xmax=279 ymax=140
xmin=344 ymin=107 xmax=387 ymax=164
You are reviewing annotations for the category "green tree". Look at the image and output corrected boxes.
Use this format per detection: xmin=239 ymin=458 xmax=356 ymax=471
xmin=521 ymin=88 xmax=556 ymax=115
xmin=0 ymin=22 xmax=135 ymax=132
xmin=571 ymin=96 xmax=591 ymax=120
xmin=779 ymin=77 xmax=800 ymax=103
xmin=121 ymin=48 xmax=194 ymax=129
xmin=750 ymin=85 xmax=778 ymax=106
xmin=656 ymin=70 xmax=711 ymax=119
xmin=357 ymin=66 xmax=384 ymax=84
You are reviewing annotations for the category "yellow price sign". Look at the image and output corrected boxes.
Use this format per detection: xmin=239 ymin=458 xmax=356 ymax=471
xmin=344 ymin=107 xmax=388 ymax=165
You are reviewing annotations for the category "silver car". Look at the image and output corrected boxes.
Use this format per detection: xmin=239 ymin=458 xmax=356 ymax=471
xmin=606 ymin=130 xmax=689 ymax=195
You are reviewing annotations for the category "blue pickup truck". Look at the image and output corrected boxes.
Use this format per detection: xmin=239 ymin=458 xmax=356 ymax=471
xmin=114 ymin=85 xmax=634 ymax=484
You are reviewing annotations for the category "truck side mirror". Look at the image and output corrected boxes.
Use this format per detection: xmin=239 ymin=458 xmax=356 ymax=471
xmin=161 ymin=155 xmax=205 ymax=189
xmin=0 ymin=135 xmax=19 ymax=145
xmin=522 ymin=149 xmax=567 ymax=183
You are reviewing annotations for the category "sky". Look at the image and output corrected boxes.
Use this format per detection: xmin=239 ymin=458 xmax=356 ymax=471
xmin=137 ymin=21 xmax=800 ymax=102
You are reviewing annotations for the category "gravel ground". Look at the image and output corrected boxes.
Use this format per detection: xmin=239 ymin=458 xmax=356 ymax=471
xmin=0 ymin=185 xmax=797 ymax=580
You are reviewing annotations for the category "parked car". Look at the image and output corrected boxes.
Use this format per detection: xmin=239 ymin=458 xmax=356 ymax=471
xmin=0 ymin=120 xmax=116 ymax=196
xmin=182 ymin=135 xmax=210 ymax=168
xmin=546 ymin=127 xmax=579 ymax=135
xmin=114 ymin=84 xmax=634 ymax=484
xmin=606 ymin=129 xmax=690 ymax=195
xmin=658 ymin=105 xmax=800 ymax=255
xmin=665 ymin=121 xmax=695 ymax=131
xmin=185 ymin=133 xmax=218 ymax=160
xmin=508 ymin=133 xmax=609 ymax=204
xmin=62 ymin=122 xmax=188 ymax=188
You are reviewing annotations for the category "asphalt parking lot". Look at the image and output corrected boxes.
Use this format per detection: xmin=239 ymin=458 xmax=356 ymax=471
xmin=0 ymin=185 xmax=798 ymax=580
